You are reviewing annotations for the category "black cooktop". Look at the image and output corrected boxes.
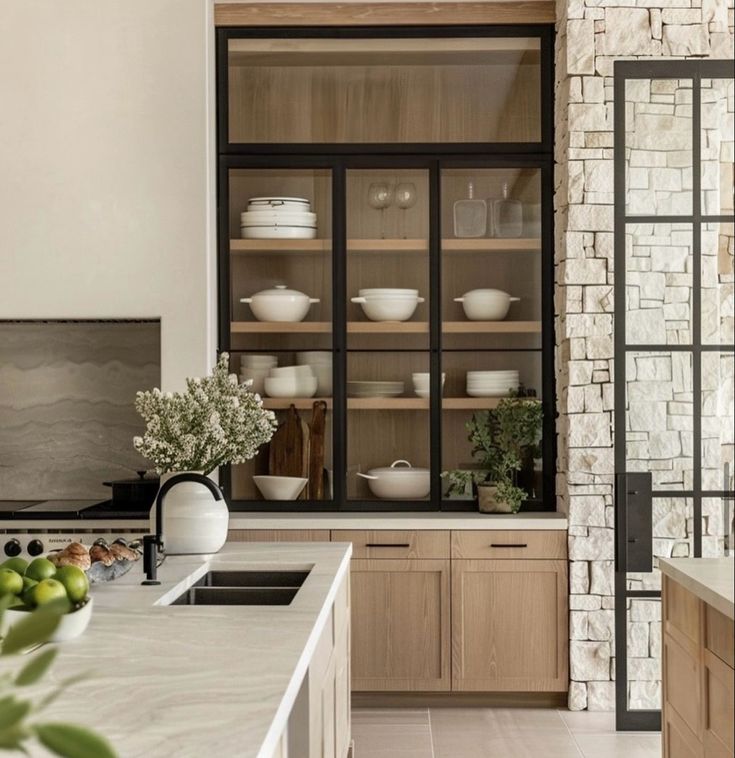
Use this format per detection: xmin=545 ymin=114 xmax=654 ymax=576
xmin=0 ymin=499 xmax=148 ymax=520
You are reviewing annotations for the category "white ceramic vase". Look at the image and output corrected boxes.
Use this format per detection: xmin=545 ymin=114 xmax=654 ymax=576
xmin=150 ymin=471 xmax=229 ymax=555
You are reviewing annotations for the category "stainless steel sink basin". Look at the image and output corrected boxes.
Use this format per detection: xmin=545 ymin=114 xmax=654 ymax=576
xmin=170 ymin=570 xmax=309 ymax=606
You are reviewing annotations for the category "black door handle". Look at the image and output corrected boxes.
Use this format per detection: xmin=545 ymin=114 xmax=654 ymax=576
xmin=364 ymin=543 xmax=411 ymax=548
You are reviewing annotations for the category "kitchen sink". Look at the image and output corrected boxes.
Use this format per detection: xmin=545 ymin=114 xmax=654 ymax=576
xmin=170 ymin=570 xmax=310 ymax=606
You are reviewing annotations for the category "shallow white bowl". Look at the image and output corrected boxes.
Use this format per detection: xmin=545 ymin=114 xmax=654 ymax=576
xmin=264 ymin=375 xmax=318 ymax=398
xmin=4 ymin=597 xmax=94 ymax=644
xmin=351 ymin=295 xmax=424 ymax=322
xmin=253 ymin=476 xmax=308 ymax=501
xmin=454 ymin=289 xmax=520 ymax=321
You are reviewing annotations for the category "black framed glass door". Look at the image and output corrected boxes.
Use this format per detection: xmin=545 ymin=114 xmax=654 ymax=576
xmin=613 ymin=60 xmax=735 ymax=731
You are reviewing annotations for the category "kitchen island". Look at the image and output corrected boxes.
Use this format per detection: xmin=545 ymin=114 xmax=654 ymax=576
xmin=659 ymin=557 xmax=734 ymax=758
xmin=33 ymin=542 xmax=352 ymax=758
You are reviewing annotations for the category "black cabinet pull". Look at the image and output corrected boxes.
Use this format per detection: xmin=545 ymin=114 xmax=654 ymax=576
xmin=490 ymin=543 xmax=528 ymax=548
xmin=365 ymin=543 xmax=411 ymax=548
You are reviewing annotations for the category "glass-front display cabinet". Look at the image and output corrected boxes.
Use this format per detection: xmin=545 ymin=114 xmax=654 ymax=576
xmin=217 ymin=27 xmax=554 ymax=510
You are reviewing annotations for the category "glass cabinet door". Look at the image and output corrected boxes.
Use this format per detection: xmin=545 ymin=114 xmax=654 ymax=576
xmin=440 ymin=167 xmax=546 ymax=508
xmin=345 ymin=168 xmax=431 ymax=505
xmin=225 ymin=167 xmax=333 ymax=503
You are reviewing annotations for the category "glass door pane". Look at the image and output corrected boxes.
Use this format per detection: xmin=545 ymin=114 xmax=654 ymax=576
xmin=440 ymin=168 xmax=544 ymax=507
xmin=345 ymin=168 xmax=431 ymax=504
xmin=227 ymin=36 xmax=542 ymax=144
xmin=226 ymin=167 xmax=333 ymax=502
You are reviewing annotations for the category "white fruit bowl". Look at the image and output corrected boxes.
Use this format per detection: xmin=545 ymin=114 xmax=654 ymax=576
xmin=3 ymin=597 xmax=94 ymax=644
xmin=253 ymin=476 xmax=308 ymax=501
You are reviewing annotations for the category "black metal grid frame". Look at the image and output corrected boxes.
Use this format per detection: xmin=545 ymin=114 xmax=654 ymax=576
xmin=613 ymin=59 xmax=735 ymax=731
xmin=216 ymin=25 xmax=556 ymax=512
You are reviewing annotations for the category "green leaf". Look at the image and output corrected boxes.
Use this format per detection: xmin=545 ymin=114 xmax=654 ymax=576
xmin=1 ymin=607 xmax=61 ymax=655
xmin=35 ymin=723 xmax=118 ymax=758
xmin=15 ymin=647 xmax=58 ymax=686
xmin=0 ymin=695 xmax=31 ymax=730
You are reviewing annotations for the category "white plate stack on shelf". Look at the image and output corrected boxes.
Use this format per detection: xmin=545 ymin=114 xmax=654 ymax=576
xmin=296 ymin=351 xmax=332 ymax=396
xmin=240 ymin=354 xmax=278 ymax=395
xmin=240 ymin=197 xmax=317 ymax=239
xmin=466 ymin=370 xmax=520 ymax=398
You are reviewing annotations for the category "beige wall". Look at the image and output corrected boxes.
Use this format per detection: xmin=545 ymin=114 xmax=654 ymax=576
xmin=0 ymin=0 xmax=216 ymax=391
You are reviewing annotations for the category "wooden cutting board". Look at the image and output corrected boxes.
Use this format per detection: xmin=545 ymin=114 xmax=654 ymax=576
xmin=268 ymin=405 xmax=305 ymax=479
xmin=308 ymin=401 xmax=328 ymax=500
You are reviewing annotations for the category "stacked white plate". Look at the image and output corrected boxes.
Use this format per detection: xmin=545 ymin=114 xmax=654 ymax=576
xmin=240 ymin=197 xmax=317 ymax=239
xmin=295 ymin=351 xmax=332 ymax=397
xmin=240 ymin=354 xmax=278 ymax=395
xmin=347 ymin=381 xmax=404 ymax=398
xmin=466 ymin=370 xmax=520 ymax=397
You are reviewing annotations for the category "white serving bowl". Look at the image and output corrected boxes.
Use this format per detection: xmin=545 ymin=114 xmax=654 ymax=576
xmin=351 ymin=295 xmax=424 ymax=322
xmin=269 ymin=364 xmax=314 ymax=378
xmin=412 ymin=373 xmax=445 ymax=398
xmin=264 ymin=375 xmax=318 ymax=398
xmin=253 ymin=475 xmax=308 ymax=501
xmin=3 ymin=598 xmax=94 ymax=644
xmin=241 ymin=226 xmax=317 ymax=240
xmin=357 ymin=460 xmax=430 ymax=499
xmin=241 ymin=285 xmax=320 ymax=322
xmin=358 ymin=288 xmax=419 ymax=297
xmin=454 ymin=289 xmax=520 ymax=321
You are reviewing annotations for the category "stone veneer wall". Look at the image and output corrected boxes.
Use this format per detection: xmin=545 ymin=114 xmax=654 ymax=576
xmin=554 ymin=0 xmax=735 ymax=710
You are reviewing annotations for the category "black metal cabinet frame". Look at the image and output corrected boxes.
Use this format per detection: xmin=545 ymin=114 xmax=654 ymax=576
xmin=216 ymin=25 xmax=556 ymax=512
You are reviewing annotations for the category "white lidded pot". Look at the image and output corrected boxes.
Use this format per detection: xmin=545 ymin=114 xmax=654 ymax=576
xmin=241 ymin=284 xmax=320 ymax=322
xmin=150 ymin=472 xmax=228 ymax=555
xmin=357 ymin=460 xmax=431 ymax=499
xmin=453 ymin=288 xmax=520 ymax=321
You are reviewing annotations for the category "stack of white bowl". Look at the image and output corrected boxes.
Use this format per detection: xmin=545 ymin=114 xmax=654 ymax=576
xmin=412 ymin=373 xmax=446 ymax=398
xmin=351 ymin=288 xmax=425 ymax=322
xmin=240 ymin=354 xmax=278 ymax=395
xmin=296 ymin=351 xmax=332 ymax=397
xmin=264 ymin=365 xmax=317 ymax=398
xmin=466 ymin=370 xmax=520 ymax=397
xmin=240 ymin=197 xmax=317 ymax=240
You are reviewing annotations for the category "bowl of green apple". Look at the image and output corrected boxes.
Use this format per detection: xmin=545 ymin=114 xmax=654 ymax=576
xmin=0 ymin=555 xmax=93 ymax=643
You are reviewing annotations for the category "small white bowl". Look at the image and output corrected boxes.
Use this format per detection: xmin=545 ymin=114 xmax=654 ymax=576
xmin=264 ymin=375 xmax=318 ymax=398
xmin=253 ymin=476 xmax=308 ymax=500
xmin=269 ymin=365 xmax=314 ymax=378
xmin=351 ymin=295 xmax=424 ymax=322
xmin=3 ymin=598 xmax=94 ymax=644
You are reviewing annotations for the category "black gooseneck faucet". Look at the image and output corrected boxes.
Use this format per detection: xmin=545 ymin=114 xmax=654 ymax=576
xmin=141 ymin=472 xmax=224 ymax=585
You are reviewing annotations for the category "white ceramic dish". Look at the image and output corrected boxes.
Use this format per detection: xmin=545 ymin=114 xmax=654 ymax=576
xmin=347 ymin=381 xmax=404 ymax=398
xmin=454 ymin=289 xmax=520 ymax=321
xmin=241 ymin=226 xmax=317 ymax=240
xmin=241 ymin=285 xmax=320 ymax=322
xmin=240 ymin=210 xmax=317 ymax=225
xmin=357 ymin=460 xmax=430 ymax=499
xmin=466 ymin=387 xmax=518 ymax=397
xmin=358 ymin=288 xmax=419 ymax=297
xmin=264 ymin=375 xmax=318 ymax=398
xmin=412 ymin=373 xmax=445 ymax=397
xmin=269 ymin=365 xmax=314 ymax=378
xmin=351 ymin=295 xmax=424 ymax=322
xmin=253 ymin=475 xmax=308 ymax=501
xmin=247 ymin=196 xmax=311 ymax=211
xmin=3 ymin=598 xmax=94 ymax=643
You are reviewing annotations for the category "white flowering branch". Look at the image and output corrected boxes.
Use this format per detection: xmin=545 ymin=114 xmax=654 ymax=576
xmin=133 ymin=353 xmax=277 ymax=475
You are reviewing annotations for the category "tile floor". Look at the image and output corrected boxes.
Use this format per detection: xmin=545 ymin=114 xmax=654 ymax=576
xmin=352 ymin=708 xmax=662 ymax=758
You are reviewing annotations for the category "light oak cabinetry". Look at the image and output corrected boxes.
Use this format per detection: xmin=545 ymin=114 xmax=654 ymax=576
xmin=662 ymin=574 xmax=735 ymax=758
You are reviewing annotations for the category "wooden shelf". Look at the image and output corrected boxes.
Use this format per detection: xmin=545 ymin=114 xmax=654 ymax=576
xmin=230 ymin=238 xmax=540 ymax=254
xmin=231 ymin=321 xmax=541 ymax=334
xmin=261 ymin=397 xmax=528 ymax=411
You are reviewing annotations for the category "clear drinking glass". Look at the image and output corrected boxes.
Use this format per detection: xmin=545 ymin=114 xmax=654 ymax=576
xmin=395 ymin=182 xmax=417 ymax=239
xmin=367 ymin=182 xmax=393 ymax=238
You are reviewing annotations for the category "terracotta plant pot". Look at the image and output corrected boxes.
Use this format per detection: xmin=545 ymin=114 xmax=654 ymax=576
xmin=477 ymin=484 xmax=514 ymax=514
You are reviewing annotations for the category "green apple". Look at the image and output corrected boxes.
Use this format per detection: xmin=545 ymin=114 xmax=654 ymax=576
xmin=55 ymin=565 xmax=90 ymax=604
xmin=0 ymin=567 xmax=23 ymax=597
xmin=25 ymin=557 xmax=56 ymax=582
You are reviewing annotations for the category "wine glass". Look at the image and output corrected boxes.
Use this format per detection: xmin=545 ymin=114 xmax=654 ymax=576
xmin=395 ymin=182 xmax=417 ymax=239
xmin=367 ymin=182 xmax=393 ymax=239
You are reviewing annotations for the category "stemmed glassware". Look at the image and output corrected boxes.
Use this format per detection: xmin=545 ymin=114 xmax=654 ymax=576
xmin=395 ymin=182 xmax=417 ymax=239
xmin=367 ymin=182 xmax=394 ymax=239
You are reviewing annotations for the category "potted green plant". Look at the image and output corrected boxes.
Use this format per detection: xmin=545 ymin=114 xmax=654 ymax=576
xmin=445 ymin=395 xmax=542 ymax=513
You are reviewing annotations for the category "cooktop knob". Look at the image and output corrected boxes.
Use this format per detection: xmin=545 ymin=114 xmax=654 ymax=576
xmin=27 ymin=539 xmax=44 ymax=557
xmin=3 ymin=538 xmax=21 ymax=557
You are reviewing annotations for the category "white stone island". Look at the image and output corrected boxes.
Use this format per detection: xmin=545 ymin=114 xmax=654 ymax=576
xmin=32 ymin=542 xmax=352 ymax=758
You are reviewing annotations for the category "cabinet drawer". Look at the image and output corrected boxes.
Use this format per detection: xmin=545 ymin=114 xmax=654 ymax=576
xmin=333 ymin=530 xmax=449 ymax=559
xmin=451 ymin=530 xmax=567 ymax=560
xmin=228 ymin=529 xmax=330 ymax=542
xmin=705 ymin=604 xmax=734 ymax=669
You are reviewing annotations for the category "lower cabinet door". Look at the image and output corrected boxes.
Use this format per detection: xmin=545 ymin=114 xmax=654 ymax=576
xmin=350 ymin=559 xmax=451 ymax=691
xmin=451 ymin=559 xmax=568 ymax=692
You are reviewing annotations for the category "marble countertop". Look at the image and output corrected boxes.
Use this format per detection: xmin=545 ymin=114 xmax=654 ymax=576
xmin=1 ymin=511 xmax=568 ymax=533
xmin=28 ymin=541 xmax=352 ymax=758
xmin=659 ymin=557 xmax=735 ymax=620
